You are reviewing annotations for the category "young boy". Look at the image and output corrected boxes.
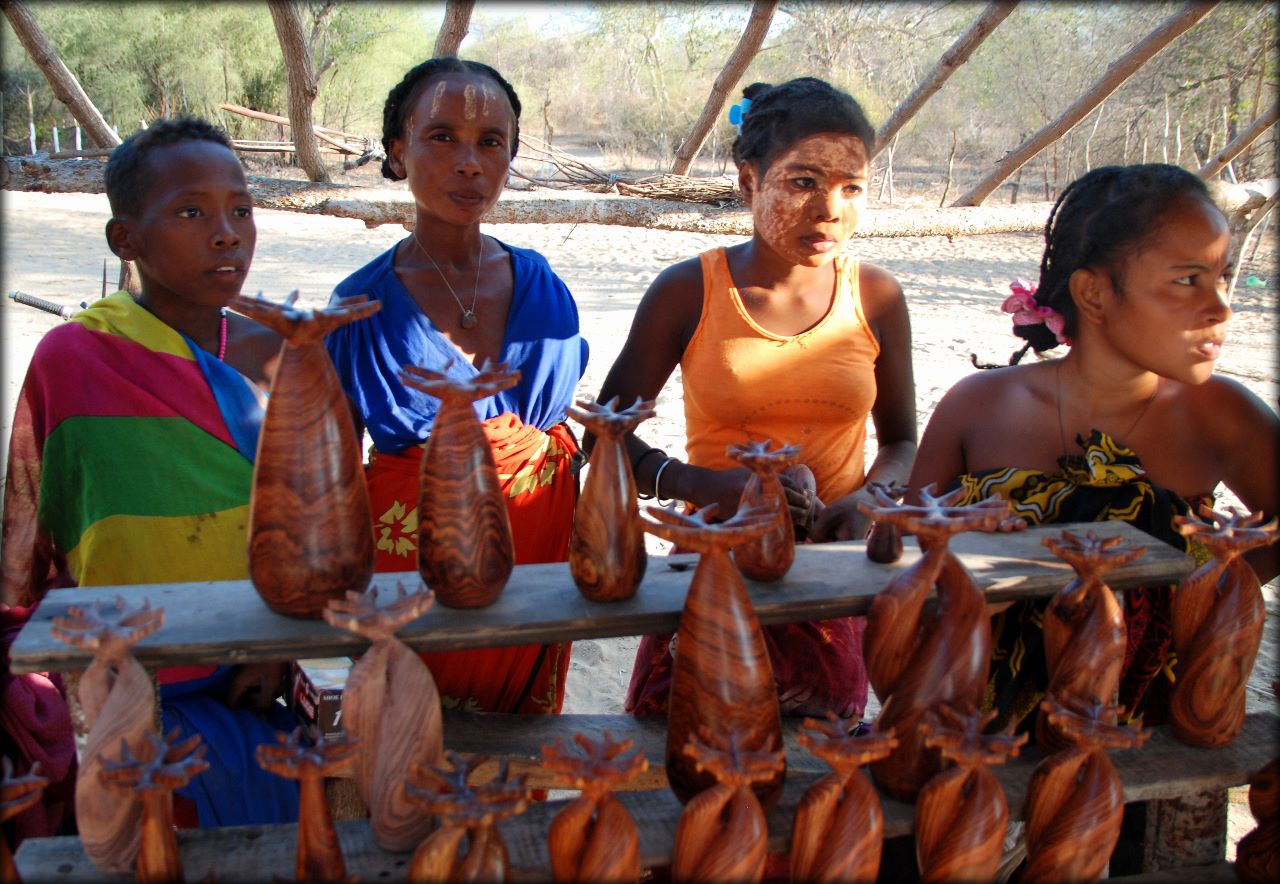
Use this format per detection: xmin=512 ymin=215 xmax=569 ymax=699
xmin=2 ymin=117 xmax=297 ymax=833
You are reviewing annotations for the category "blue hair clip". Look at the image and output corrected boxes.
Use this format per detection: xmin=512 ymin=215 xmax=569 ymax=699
xmin=728 ymin=97 xmax=751 ymax=133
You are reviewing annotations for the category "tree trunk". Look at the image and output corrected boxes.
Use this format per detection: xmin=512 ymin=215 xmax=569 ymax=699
xmin=669 ymin=0 xmax=778 ymax=175
xmin=1 ymin=0 xmax=120 ymax=149
xmin=952 ymin=1 xmax=1218 ymax=207
xmin=433 ymin=0 xmax=474 ymax=57
xmin=875 ymin=0 xmax=1017 ymax=157
xmin=1198 ymin=102 xmax=1277 ymax=180
xmin=268 ymin=0 xmax=330 ymax=183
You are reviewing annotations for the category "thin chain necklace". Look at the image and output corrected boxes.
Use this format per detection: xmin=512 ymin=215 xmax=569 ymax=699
xmin=410 ymin=229 xmax=482 ymax=330
xmin=1055 ymin=360 xmax=1159 ymax=456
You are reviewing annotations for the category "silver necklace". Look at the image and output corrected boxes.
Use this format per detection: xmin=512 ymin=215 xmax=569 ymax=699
xmin=410 ymin=229 xmax=482 ymax=330
xmin=1055 ymin=360 xmax=1159 ymax=456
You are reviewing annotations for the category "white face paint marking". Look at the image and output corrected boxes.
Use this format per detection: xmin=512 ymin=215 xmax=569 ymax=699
xmin=480 ymin=84 xmax=494 ymax=117
xmin=429 ymin=81 xmax=447 ymax=118
xmin=463 ymin=83 xmax=477 ymax=120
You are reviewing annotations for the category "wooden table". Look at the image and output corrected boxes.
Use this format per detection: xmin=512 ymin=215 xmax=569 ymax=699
xmin=9 ymin=520 xmax=1192 ymax=673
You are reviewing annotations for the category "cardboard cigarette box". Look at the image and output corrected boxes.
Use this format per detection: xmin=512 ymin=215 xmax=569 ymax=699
xmin=291 ymin=657 xmax=353 ymax=744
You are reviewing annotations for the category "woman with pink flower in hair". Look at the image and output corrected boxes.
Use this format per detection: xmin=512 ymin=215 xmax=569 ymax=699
xmin=911 ymin=164 xmax=1278 ymax=738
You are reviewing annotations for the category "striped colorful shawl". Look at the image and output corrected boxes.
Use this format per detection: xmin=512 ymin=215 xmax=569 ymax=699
xmin=3 ymin=292 xmax=262 ymax=604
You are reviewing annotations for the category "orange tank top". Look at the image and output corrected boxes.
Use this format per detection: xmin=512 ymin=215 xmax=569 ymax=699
xmin=681 ymin=247 xmax=880 ymax=504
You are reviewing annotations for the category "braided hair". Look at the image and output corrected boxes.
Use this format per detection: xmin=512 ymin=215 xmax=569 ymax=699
xmin=380 ymin=56 xmax=522 ymax=180
xmin=731 ymin=77 xmax=875 ymax=172
xmin=1006 ymin=163 xmax=1215 ymax=363
xmin=105 ymin=116 xmax=235 ymax=216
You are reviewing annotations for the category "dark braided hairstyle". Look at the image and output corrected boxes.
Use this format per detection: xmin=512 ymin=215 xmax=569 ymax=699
xmin=1004 ymin=163 xmax=1216 ymax=364
xmin=731 ymin=77 xmax=875 ymax=172
xmin=105 ymin=116 xmax=235 ymax=216
xmin=380 ymin=56 xmax=522 ymax=180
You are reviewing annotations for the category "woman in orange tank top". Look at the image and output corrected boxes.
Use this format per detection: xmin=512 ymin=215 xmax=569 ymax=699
xmin=594 ymin=78 xmax=917 ymax=721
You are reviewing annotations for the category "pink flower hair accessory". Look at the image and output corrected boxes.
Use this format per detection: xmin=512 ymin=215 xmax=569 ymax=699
xmin=1001 ymin=279 xmax=1069 ymax=346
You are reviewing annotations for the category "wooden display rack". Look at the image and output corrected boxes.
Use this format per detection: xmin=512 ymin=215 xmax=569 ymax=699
xmin=11 ymin=522 xmax=1277 ymax=881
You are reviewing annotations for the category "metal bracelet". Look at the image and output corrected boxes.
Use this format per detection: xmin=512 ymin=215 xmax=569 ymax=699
xmin=633 ymin=448 xmax=666 ymax=499
xmin=653 ymin=456 xmax=679 ymax=507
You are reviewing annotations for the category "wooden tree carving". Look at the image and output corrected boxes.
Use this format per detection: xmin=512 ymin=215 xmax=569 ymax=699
xmin=405 ymin=752 xmax=532 ymax=882
xmin=1 ymin=758 xmax=48 ymax=883
xmin=1037 ymin=530 xmax=1139 ymax=752
xmin=231 ymin=292 xmax=381 ymax=619
xmin=400 ymin=360 xmax=521 ymax=609
xmin=323 ymin=582 xmax=442 ymax=852
xmin=1022 ymin=693 xmax=1150 ymax=883
xmin=1169 ymin=505 xmax=1279 ymax=747
xmin=541 ymin=731 xmax=649 ymax=882
xmin=672 ymin=727 xmax=785 ymax=884
xmin=52 ymin=597 xmax=164 ymax=873
xmin=860 ymin=481 xmax=906 ymax=563
xmin=727 ymin=440 xmax=800 ymax=582
xmin=1236 ymin=681 xmax=1279 ymax=883
xmin=915 ymin=704 xmax=1026 ymax=883
xmin=791 ymin=714 xmax=899 ymax=883
xmin=566 ymin=397 xmax=656 ymax=602
xmin=639 ymin=501 xmax=784 ymax=809
xmin=256 ymin=728 xmax=359 ymax=884
xmin=860 ymin=484 xmax=1009 ymax=801
xmin=98 ymin=729 xmax=209 ymax=884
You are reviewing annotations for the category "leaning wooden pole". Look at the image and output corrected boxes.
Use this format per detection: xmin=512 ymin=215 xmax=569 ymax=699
xmin=670 ymin=0 xmax=778 ymax=175
xmin=1197 ymin=101 xmax=1279 ymax=180
xmin=0 ymin=0 xmax=120 ymax=149
xmin=952 ymin=0 xmax=1218 ymax=207
xmin=433 ymin=0 xmax=474 ymax=57
xmin=874 ymin=0 xmax=1017 ymax=158
xmin=268 ymin=0 xmax=330 ymax=183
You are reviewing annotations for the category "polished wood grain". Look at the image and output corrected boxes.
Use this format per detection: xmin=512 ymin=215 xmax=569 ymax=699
xmin=231 ymin=293 xmax=381 ymax=619
xmin=790 ymin=715 xmax=898 ymax=883
xmin=862 ymin=482 xmax=906 ymax=564
xmin=1 ymin=758 xmax=48 ymax=883
xmin=541 ymin=732 xmax=648 ymax=882
xmin=52 ymin=598 xmax=164 ymax=873
xmin=322 ymin=583 xmax=442 ymax=852
xmin=1170 ymin=506 xmax=1280 ymax=748
xmin=98 ymin=729 xmax=208 ymax=884
xmin=728 ymin=441 xmax=800 ymax=582
xmin=914 ymin=704 xmax=1026 ymax=883
xmin=1037 ymin=530 xmax=1137 ymax=751
xmin=1237 ymin=682 xmax=1279 ymax=884
xmin=1022 ymin=693 xmax=1150 ymax=883
xmin=671 ymin=728 xmax=784 ymax=883
xmin=255 ymin=728 xmax=359 ymax=883
xmin=862 ymin=485 xmax=1008 ymax=801
xmin=640 ymin=502 xmax=784 ymax=809
xmin=566 ymin=397 xmax=656 ymax=602
xmin=399 ymin=361 xmax=521 ymax=609
xmin=405 ymin=752 xmax=531 ymax=882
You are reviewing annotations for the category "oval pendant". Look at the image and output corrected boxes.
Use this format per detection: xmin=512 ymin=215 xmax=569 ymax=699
xmin=460 ymin=310 xmax=478 ymax=330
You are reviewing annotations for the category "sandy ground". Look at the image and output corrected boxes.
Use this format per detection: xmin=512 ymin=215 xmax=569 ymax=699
xmin=2 ymin=190 xmax=1277 ymax=849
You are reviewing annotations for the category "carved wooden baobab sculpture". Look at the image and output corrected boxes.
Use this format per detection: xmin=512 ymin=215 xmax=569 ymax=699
xmin=672 ymin=727 xmax=785 ymax=884
xmin=399 ymin=360 xmax=521 ymax=608
xmin=1236 ymin=682 xmax=1279 ymax=883
xmin=639 ymin=501 xmax=784 ymax=808
xmin=1022 ymin=693 xmax=1149 ymax=883
xmin=256 ymin=728 xmax=359 ymax=884
xmin=231 ymin=293 xmax=381 ymax=619
xmin=790 ymin=714 xmax=898 ymax=883
xmin=323 ymin=582 xmax=442 ymax=852
xmin=1 ymin=758 xmax=48 ymax=882
xmin=404 ymin=751 xmax=532 ymax=882
xmin=915 ymin=704 xmax=1027 ymax=883
xmin=1169 ymin=505 xmax=1280 ymax=748
xmin=727 ymin=440 xmax=801 ymax=582
xmin=540 ymin=731 xmax=649 ymax=882
xmin=98 ymin=729 xmax=209 ymax=884
xmin=52 ymin=597 xmax=164 ymax=872
xmin=566 ymin=396 xmax=656 ymax=601
xmin=859 ymin=484 xmax=1010 ymax=801
xmin=1037 ymin=530 xmax=1139 ymax=752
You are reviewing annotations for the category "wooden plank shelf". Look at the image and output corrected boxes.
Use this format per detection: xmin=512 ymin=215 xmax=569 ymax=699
xmin=10 ymin=521 xmax=1191 ymax=673
xmin=16 ymin=711 xmax=1276 ymax=882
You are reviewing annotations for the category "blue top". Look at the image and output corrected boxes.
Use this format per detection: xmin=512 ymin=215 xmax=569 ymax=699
xmin=325 ymin=238 xmax=588 ymax=453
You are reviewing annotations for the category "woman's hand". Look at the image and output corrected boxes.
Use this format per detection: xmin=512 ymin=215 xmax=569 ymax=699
xmin=809 ymin=486 xmax=878 ymax=542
